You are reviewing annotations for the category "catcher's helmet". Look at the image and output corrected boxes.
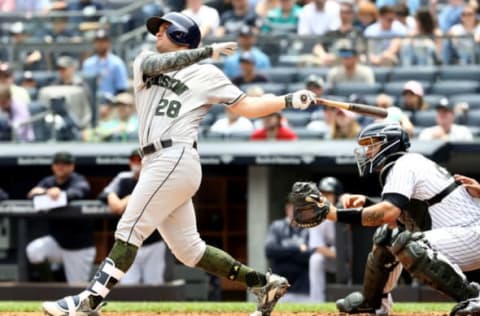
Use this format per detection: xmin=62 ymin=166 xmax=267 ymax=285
xmin=318 ymin=177 xmax=343 ymax=196
xmin=146 ymin=12 xmax=201 ymax=49
xmin=354 ymin=122 xmax=410 ymax=177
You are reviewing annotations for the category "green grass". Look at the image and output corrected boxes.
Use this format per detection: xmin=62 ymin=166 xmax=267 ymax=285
xmin=0 ymin=301 xmax=453 ymax=313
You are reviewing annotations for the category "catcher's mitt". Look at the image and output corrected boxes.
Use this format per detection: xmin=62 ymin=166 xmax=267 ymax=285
xmin=288 ymin=181 xmax=331 ymax=228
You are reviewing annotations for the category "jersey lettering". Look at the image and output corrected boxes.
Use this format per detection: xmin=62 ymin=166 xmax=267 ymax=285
xmin=143 ymin=74 xmax=189 ymax=95
xmin=155 ymin=99 xmax=182 ymax=118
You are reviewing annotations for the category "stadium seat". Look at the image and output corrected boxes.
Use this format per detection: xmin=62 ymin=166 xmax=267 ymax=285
xmin=383 ymin=81 xmax=431 ymax=98
xmin=262 ymin=67 xmax=298 ymax=83
xmin=423 ymin=95 xmax=447 ymax=107
xmin=200 ymin=113 xmax=215 ymax=127
xmin=293 ymin=127 xmax=325 ymax=139
xmin=209 ymin=104 xmax=225 ymax=117
xmin=450 ymin=94 xmax=480 ymax=110
xmin=321 ymin=95 xmax=347 ymax=102
xmin=390 ymin=66 xmax=437 ymax=82
xmin=438 ymin=65 xmax=480 ymax=81
xmin=431 ymin=80 xmax=479 ymax=95
xmin=466 ymin=110 xmax=480 ymax=126
xmin=287 ymin=82 xmax=307 ymax=92
xmin=205 ymin=130 xmax=225 ymax=140
xmin=372 ymin=67 xmax=392 ymax=83
xmin=410 ymin=110 xmax=437 ymax=127
xmin=283 ymin=111 xmax=312 ymax=127
xmin=227 ymin=131 xmax=252 ymax=141
xmin=297 ymin=68 xmax=329 ymax=82
xmin=241 ymin=83 xmax=287 ymax=95
xmin=332 ymin=82 xmax=382 ymax=97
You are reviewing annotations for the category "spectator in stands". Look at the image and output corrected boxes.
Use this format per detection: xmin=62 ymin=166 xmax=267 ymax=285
xmin=309 ymin=176 xmax=339 ymax=302
xmin=20 ymin=71 xmax=37 ymax=89
xmin=328 ymin=108 xmax=361 ymax=139
xmin=438 ymin=0 xmax=464 ymax=33
xmin=265 ymin=201 xmax=311 ymax=302
xmin=14 ymin=0 xmax=51 ymax=14
xmin=223 ymin=25 xmax=271 ymax=78
xmin=307 ymin=106 xmax=336 ymax=135
xmin=26 ymin=151 xmax=95 ymax=285
xmin=231 ymin=52 xmax=269 ymax=85
xmin=0 ymin=84 xmax=33 ymax=141
xmin=326 ymin=41 xmax=375 ymax=86
xmin=364 ymin=5 xmax=408 ymax=65
xmin=400 ymin=8 xmax=442 ymax=66
xmin=260 ymin=0 xmax=302 ymax=34
xmin=0 ymin=0 xmax=15 ymax=11
xmin=216 ymin=0 xmax=261 ymax=36
xmin=448 ymin=5 xmax=480 ymax=64
xmin=8 ymin=22 xmax=46 ymax=71
xmin=394 ymin=3 xmax=416 ymax=32
xmin=376 ymin=93 xmax=415 ymax=137
xmin=255 ymin=0 xmax=279 ymax=17
xmin=0 ymin=63 xmax=30 ymax=105
xmin=297 ymin=0 xmax=340 ymax=35
xmin=82 ymin=29 xmax=129 ymax=99
xmin=99 ymin=150 xmax=167 ymax=285
xmin=401 ymin=80 xmax=428 ymax=111
xmin=305 ymin=75 xmax=324 ymax=99
xmin=251 ymin=112 xmax=297 ymax=140
xmin=355 ymin=0 xmax=378 ymax=32
xmin=183 ymin=0 xmax=221 ymax=38
xmin=419 ymin=98 xmax=473 ymax=141
xmin=209 ymin=107 xmax=254 ymax=136
xmin=310 ymin=0 xmax=363 ymax=66
xmin=83 ymin=92 xmax=137 ymax=142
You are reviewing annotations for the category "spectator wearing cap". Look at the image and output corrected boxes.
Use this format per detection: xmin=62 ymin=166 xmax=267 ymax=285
xmin=81 ymin=29 xmax=129 ymax=99
xmin=326 ymin=41 xmax=374 ymax=86
xmin=364 ymin=5 xmax=407 ymax=66
xmin=39 ymin=15 xmax=79 ymax=42
xmin=26 ymin=151 xmax=95 ymax=285
xmin=82 ymin=92 xmax=137 ymax=142
xmin=231 ymin=52 xmax=269 ymax=85
xmin=251 ymin=112 xmax=297 ymax=140
xmin=0 ymin=84 xmax=33 ymax=141
xmin=217 ymin=0 xmax=261 ymax=36
xmin=309 ymin=176 xmax=340 ymax=301
xmin=98 ymin=150 xmax=168 ymax=285
xmin=0 ymin=63 xmax=31 ymax=105
xmin=260 ymin=0 xmax=302 ymax=34
xmin=8 ymin=22 xmax=46 ymax=71
xmin=375 ymin=93 xmax=415 ymax=137
xmin=418 ymin=98 xmax=473 ymax=141
xmin=305 ymin=75 xmax=324 ymax=99
xmin=20 ymin=71 xmax=37 ymax=90
xmin=402 ymin=80 xmax=428 ymax=112
xmin=182 ymin=0 xmax=220 ymax=38
xmin=297 ymin=0 xmax=340 ymax=35
xmin=223 ymin=25 xmax=271 ymax=78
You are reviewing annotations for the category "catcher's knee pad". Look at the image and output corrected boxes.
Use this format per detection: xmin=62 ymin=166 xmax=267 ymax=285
xmin=392 ymin=231 xmax=480 ymax=302
xmin=336 ymin=291 xmax=376 ymax=314
xmin=361 ymin=225 xmax=399 ymax=309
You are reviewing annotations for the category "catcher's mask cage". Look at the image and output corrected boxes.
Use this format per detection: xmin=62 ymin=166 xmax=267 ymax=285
xmin=146 ymin=12 xmax=201 ymax=49
xmin=354 ymin=122 xmax=410 ymax=177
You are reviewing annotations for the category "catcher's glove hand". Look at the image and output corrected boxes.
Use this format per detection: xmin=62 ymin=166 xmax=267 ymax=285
xmin=288 ymin=181 xmax=331 ymax=228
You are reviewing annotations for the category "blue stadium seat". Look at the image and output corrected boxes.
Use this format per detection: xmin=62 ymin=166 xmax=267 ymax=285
xmin=293 ymin=127 xmax=325 ymax=139
xmin=200 ymin=113 xmax=215 ymax=127
xmin=423 ymin=95 xmax=447 ymax=108
xmin=321 ymin=95 xmax=347 ymax=102
xmin=383 ymin=81 xmax=431 ymax=98
xmin=438 ymin=65 xmax=480 ymax=81
xmin=205 ymin=130 xmax=225 ymax=140
xmin=261 ymin=67 xmax=298 ymax=83
xmin=431 ymin=80 xmax=479 ymax=95
xmin=228 ymin=131 xmax=252 ymax=141
xmin=287 ymin=82 xmax=307 ymax=92
xmin=372 ymin=67 xmax=392 ymax=83
xmin=297 ymin=68 xmax=329 ymax=82
xmin=466 ymin=110 xmax=480 ymax=126
xmin=390 ymin=66 xmax=437 ymax=83
xmin=411 ymin=110 xmax=437 ymax=127
xmin=450 ymin=94 xmax=480 ymax=110
xmin=209 ymin=104 xmax=225 ymax=117
xmin=332 ymin=82 xmax=382 ymax=97
xmin=283 ymin=111 xmax=312 ymax=127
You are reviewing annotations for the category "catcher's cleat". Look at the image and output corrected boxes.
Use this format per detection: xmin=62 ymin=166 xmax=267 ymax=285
xmin=250 ymin=271 xmax=290 ymax=316
xmin=42 ymin=291 xmax=105 ymax=316
xmin=451 ymin=297 xmax=480 ymax=316
xmin=336 ymin=291 xmax=393 ymax=315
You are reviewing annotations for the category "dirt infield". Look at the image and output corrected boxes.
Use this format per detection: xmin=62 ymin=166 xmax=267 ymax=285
xmin=0 ymin=313 xmax=450 ymax=316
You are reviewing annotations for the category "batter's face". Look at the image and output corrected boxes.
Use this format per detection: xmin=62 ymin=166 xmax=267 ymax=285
xmin=155 ymin=22 xmax=184 ymax=52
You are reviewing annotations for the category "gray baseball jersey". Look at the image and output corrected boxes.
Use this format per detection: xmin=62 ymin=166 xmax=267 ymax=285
xmin=382 ymin=152 xmax=480 ymax=271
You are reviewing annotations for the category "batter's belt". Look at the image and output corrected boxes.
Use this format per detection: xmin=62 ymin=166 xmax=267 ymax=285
xmin=140 ymin=139 xmax=198 ymax=157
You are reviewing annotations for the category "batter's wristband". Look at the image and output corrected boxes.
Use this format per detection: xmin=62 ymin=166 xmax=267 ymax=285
xmin=336 ymin=207 xmax=363 ymax=224
xmin=284 ymin=94 xmax=293 ymax=108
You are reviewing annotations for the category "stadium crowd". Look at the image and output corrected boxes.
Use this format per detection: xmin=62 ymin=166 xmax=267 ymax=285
xmin=0 ymin=0 xmax=480 ymax=143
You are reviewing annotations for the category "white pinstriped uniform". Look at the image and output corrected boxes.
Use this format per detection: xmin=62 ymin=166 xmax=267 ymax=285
xmin=382 ymin=152 xmax=480 ymax=271
xmin=114 ymin=51 xmax=244 ymax=267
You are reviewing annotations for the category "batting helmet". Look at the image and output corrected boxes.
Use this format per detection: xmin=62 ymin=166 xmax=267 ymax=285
xmin=146 ymin=12 xmax=201 ymax=49
xmin=354 ymin=122 xmax=410 ymax=177
xmin=318 ymin=177 xmax=343 ymax=196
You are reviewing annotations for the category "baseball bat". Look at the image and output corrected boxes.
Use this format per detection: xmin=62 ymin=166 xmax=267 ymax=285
xmin=316 ymin=98 xmax=388 ymax=119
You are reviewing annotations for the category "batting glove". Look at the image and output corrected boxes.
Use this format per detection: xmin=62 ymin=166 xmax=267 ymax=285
xmin=285 ymin=90 xmax=316 ymax=110
xmin=211 ymin=42 xmax=238 ymax=59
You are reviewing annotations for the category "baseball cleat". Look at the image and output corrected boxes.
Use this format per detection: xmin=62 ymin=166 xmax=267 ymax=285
xmin=42 ymin=291 xmax=105 ymax=316
xmin=250 ymin=271 xmax=290 ymax=316
xmin=451 ymin=297 xmax=480 ymax=316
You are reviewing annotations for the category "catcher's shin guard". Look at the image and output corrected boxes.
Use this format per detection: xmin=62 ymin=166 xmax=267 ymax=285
xmin=451 ymin=297 xmax=480 ymax=316
xmin=392 ymin=231 xmax=480 ymax=302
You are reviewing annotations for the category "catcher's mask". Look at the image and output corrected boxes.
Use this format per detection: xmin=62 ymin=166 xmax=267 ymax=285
xmin=354 ymin=122 xmax=410 ymax=177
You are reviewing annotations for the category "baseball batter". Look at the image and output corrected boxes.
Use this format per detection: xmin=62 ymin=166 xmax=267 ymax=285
xmin=43 ymin=12 xmax=316 ymax=316
xmin=289 ymin=122 xmax=480 ymax=316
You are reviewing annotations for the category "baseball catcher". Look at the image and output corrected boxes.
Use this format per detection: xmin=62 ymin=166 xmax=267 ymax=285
xmin=288 ymin=122 xmax=480 ymax=316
